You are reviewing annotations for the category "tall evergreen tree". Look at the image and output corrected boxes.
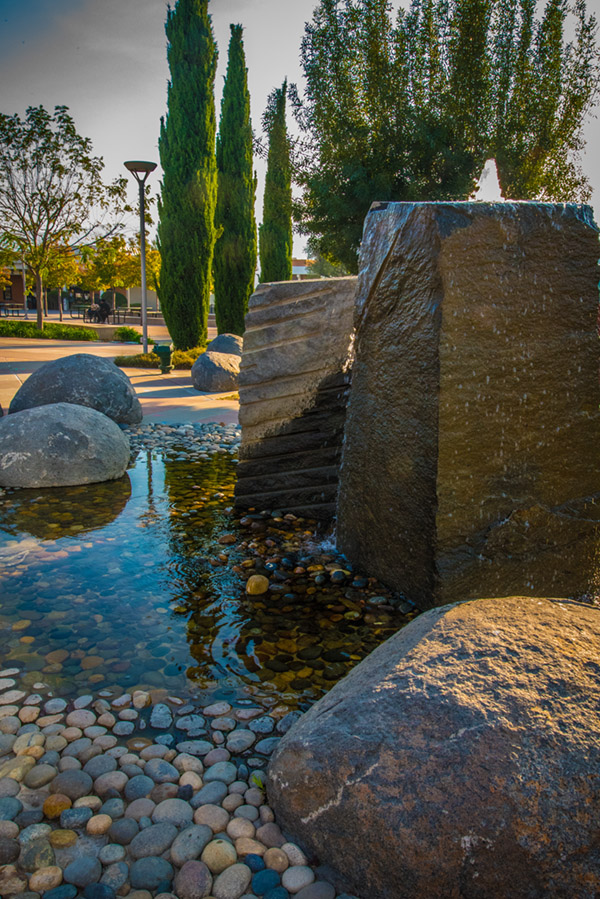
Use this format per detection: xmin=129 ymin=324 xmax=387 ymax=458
xmin=213 ymin=24 xmax=256 ymax=336
xmin=158 ymin=0 xmax=217 ymax=350
xmin=259 ymin=82 xmax=293 ymax=283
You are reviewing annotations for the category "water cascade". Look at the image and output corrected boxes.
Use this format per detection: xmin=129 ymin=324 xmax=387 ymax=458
xmin=471 ymin=158 xmax=504 ymax=201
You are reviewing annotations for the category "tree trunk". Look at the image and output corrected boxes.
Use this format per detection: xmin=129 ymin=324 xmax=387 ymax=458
xmin=21 ymin=259 xmax=28 ymax=320
xmin=58 ymin=286 xmax=64 ymax=322
xmin=35 ymin=272 xmax=43 ymax=330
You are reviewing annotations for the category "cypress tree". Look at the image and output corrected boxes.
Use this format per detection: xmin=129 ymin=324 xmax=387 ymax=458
xmin=213 ymin=24 xmax=256 ymax=336
xmin=157 ymin=0 xmax=217 ymax=350
xmin=259 ymin=82 xmax=293 ymax=283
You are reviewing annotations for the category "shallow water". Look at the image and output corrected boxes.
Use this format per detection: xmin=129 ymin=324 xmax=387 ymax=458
xmin=0 ymin=447 xmax=408 ymax=712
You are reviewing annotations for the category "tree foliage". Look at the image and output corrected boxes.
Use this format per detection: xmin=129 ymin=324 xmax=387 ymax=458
xmin=0 ymin=105 xmax=127 ymax=327
xmin=259 ymin=82 xmax=293 ymax=283
xmin=213 ymin=24 xmax=256 ymax=336
xmin=158 ymin=0 xmax=218 ymax=350
xmin=80 ymin=236 xmax=161 ymax=299
xmin=306 ymin=251 xmax=349 ymax=278
xmin=295 ymin=0 xmax=599 ymax=271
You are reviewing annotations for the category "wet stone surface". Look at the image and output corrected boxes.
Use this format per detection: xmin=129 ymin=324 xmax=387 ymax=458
xmin=0 ymin=421 xmax=417 ymax=898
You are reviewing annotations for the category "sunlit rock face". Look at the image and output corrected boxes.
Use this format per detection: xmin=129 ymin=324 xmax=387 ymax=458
xmin=337 ymin=201 xmax=600 ymax=609
xmin=235 ymin=277 xmax=357 ymax=520
xmin=268 ymin=596 xmax=600 ymax=899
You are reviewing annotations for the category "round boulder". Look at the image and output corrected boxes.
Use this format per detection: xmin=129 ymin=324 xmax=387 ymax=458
xmin=191 ymin=352 xmax=240 ymax=393
xmin=9 ymin=353 xmax=142 ymax=424
xmin=0 ymin=403 xmax=130 ymax=488
xmin=207 ymin=333 xmax=243 ymax=357
xmin=268 ymin=596 xmax=600 ymax=899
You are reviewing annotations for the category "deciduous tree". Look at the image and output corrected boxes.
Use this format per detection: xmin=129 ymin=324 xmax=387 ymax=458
xmin=295 ymin=0 xmax=599 ymax=271
xmin=0 ymin=105 xmax=127 ymax=328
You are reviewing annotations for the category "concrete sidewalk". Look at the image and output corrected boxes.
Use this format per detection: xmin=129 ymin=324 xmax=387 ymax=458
xmin=0 ymin=331 xmax=239 ymax=425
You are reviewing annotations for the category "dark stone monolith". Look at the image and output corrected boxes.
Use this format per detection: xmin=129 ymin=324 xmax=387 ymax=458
xmin=337 ymin=201 xmax=600 ymax=608
xmin=235 ymin=277 xmax=356 ymax=520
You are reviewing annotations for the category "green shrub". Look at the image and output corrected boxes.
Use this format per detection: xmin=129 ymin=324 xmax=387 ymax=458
xmin=112 ymin=326 xmax=143 ymax=343
xmin=114 ymin=345 xmax=205 ymax=370
xmin=0 ymin=320 xmax=98 ymax=341
xmin=113 ymin=351 xmax=161 ymax=368
xmin=173 ymin=346 xmax=205 ymax=368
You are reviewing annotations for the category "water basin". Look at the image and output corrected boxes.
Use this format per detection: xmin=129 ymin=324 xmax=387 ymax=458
xmin=0 ymin=442 xmax=410 ymax=711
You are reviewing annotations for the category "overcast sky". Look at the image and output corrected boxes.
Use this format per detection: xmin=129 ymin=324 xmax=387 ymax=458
xmin=0 ymin=0 xmax=599 ymax=257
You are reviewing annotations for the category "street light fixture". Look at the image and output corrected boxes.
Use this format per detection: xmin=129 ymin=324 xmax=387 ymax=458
xmin=124 ymin=160 xmax=157 ymax=354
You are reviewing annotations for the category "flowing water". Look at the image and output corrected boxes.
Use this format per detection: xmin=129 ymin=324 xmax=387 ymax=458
xmin=0 ymin=446 xmax=410 ymax=712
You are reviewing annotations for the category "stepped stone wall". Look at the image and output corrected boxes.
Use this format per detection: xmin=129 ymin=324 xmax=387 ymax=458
xmin=234 ymin=277 xmax=357 ymax=520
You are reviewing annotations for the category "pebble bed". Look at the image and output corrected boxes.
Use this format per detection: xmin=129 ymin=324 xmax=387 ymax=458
xmin=0 ymin=673 xmax=359 ymax=899
xmin=0 ymin=421 xmax=410 ymax=899
xmin=124 ymin=422 xmax=242 ymax=459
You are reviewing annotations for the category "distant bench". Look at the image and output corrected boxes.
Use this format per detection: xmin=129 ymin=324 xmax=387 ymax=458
xmin=0 ymin=304 xmax=24 ymax=317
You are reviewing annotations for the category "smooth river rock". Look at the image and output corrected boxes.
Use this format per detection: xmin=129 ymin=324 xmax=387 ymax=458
xmin=235 ymin=277 xmax=357 ymax=520
xmin=0 ymin=403 xmax=130 ymax=488
xmin=337 ymin=201 xmax=600 ymax=608
xmin=268 ymin=596 xmax=600 ymax=899
xmin=207 ymin=333 xmax=243 ymax=357
xmin=9 ymin=353 xmax=142 ymax=424
xmin=191 ymin=351 xmax=240 ymax=393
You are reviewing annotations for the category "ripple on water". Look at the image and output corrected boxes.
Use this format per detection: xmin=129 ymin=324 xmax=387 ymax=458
xmin=0 ymin=436 xmax=411 ymax=710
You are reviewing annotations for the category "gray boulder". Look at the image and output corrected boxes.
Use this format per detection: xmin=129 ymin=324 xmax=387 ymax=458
xmin=268 ymin=596 xmax=600 ymax=899
xmin=0 ymin=402 xmax=130 ymax=487
xmin=207 ymin=333 xmax=243 ymax=357
xmin=9 ymin=353 xmax=142 ymax=424
xmin=191 ymin=351 xmax=240 ymax=393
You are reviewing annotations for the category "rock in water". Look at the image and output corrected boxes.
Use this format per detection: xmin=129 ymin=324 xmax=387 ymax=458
xmin=0 ymin=403 xmax=130 ymax=487
xmin=207 ymin=333 xmax=244 ymax=357
xmin=268 ymin=596 xmax=600 ymax=899
xmin=235 ymin=277 xmax=356 ymax=521
xmin=9 ymin=353 xmax=142 ymax=424
xmin=337 ymin=201 xmax=600 ymax=608
xmin=191 ymin=352 xmax=240 ymax=393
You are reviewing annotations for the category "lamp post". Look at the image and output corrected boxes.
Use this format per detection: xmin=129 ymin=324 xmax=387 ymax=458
xmin=124 ymin=160 xmax=157 ymax=354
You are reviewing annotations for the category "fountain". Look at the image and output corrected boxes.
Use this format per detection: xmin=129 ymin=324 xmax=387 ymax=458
xmin=265 ymin=192 xmax=600 ymax=899
xmin=336 ymin=198 xmax=600 ymax=608
xmin=471 ymin=157 xmax=504 ymax=201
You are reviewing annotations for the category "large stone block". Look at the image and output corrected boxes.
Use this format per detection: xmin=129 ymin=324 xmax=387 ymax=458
xmin=337 ymin=201 xmax=600 ymax=608
xmin=235 ymin=277 xmax=356 ymax=520
xmin=268 ymin=596 xmax=600 ymax=899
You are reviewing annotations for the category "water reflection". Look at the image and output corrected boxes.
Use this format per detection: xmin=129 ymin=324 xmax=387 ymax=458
xmin=0 ymin=448 xmax=407 ymax=709
xmin=0 ymin=475 xmax=132 ymax=540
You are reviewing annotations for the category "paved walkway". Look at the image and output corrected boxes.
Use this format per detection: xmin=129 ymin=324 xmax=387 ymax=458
xmin=0 ymin=326 xmax=240 ymax=425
